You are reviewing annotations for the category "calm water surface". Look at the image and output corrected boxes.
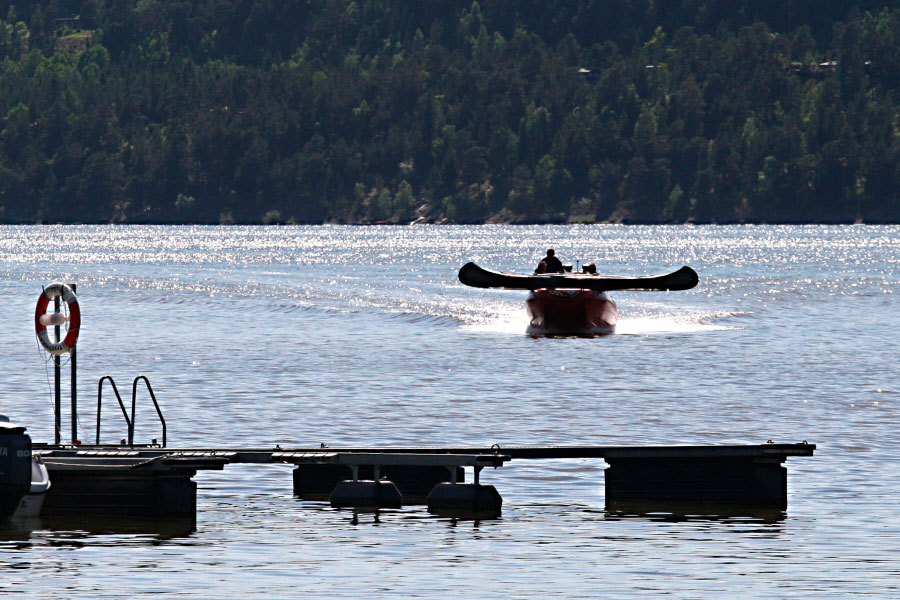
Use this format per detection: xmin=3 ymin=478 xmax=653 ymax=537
xmin=1 ymin=224 xmax=898 ymax=598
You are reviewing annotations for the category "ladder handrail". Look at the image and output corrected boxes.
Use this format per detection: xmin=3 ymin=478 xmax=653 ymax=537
xmin=96 ymin=375 xmax=166 ymax=447
xmin=132 ymin=375 xmax=166 ymax=448
xmin=97 ymin=376 xmax=132 ymax=445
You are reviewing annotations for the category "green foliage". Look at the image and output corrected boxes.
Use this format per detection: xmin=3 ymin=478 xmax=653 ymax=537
xmin=0 ymin=1 xmax=900 ymax=224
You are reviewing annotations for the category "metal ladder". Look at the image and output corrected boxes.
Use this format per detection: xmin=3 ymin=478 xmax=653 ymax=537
xmin=96 ymin=375 xmax=167 ymax=447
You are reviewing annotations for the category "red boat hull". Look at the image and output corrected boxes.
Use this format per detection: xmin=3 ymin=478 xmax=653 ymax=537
xmin=525 ymin=289 xmax=617 ymax=335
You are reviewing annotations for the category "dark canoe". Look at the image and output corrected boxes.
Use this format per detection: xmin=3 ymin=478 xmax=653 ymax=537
xmin=457 ymin=262 xmax=699 ymax=292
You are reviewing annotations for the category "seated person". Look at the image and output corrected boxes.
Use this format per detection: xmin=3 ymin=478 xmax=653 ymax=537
xmin=537 ymin=248 xmax=564 ymax=273
xmin=583 ymin=263 xmax=597 ymax=274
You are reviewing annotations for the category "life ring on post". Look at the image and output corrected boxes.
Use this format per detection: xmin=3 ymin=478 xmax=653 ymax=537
xmin=35 ymin=283 xmax=81 ymax=355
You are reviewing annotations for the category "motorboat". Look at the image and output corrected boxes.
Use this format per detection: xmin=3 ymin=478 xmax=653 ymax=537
xmin=1 ymin=413 xmax=50 ymax=519
xmin=526 ymin=288 xmax=617 ymax=335
xmin=0 ymin=414 xmax=35 ymax=519
xmin=13 ymin=456 xmax=51 ymax=518
xmin=458 ymin=262 xmax=698 ymax=336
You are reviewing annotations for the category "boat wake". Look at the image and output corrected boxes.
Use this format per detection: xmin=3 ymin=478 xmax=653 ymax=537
xmin=461 ymin=307 xmax=530 ymax=335
xmin=38 ymin=271 xmax=739 ymax=338
xmin=458 ymin=303 xmax=743 ymax=337
xmin=616 ymin=309 xmax=742 ymax=335
xmin=386 ymin=312 xmax=462 ymax=328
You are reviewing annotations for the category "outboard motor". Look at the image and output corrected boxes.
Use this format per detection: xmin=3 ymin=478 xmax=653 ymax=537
xmin=0 ymin=414 xmax=32 ymax=519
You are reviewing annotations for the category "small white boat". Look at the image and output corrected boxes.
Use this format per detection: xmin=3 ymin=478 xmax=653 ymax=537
xmin=13 ymin=457 xmax=51 ymax=518
xmin=1 ymin=413 xmax=51 ymax=519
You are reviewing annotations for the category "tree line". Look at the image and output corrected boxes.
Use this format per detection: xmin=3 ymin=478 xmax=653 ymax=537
xmin=1 ymin=0 xmax=900 ymax=224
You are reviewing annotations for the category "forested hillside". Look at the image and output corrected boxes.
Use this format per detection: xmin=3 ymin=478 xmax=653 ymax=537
xmin=1 ymin=1 xmax=900 ymax=224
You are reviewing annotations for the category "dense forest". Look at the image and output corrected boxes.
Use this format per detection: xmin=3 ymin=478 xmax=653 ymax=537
xmin=1 ymin=1 xmax=900 ymax=224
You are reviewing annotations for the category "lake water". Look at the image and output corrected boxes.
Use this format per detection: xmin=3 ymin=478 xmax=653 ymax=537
xmin=1 ymin=224 xmax=898 ymax=598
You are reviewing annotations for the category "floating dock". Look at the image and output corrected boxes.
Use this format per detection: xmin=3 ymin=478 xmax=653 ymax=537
xmin=29 ymin=441 xmax=816 ymax=523
xmin=7 ymin=283 xmax=818 ymax=525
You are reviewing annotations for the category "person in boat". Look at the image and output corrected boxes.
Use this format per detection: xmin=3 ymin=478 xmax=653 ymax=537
xmin=536 ymin=248 xmax=564 ymax=274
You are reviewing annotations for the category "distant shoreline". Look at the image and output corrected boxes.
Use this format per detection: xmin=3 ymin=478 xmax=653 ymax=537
xmin=1 ymin=220 xmax=895 ymax=227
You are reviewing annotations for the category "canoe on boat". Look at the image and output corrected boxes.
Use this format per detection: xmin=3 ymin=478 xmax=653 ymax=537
xmin=457 ymin=262 xmax=698 ymax=292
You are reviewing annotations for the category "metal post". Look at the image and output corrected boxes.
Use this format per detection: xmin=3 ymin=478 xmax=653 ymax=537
xmin=54 ymin=296 xmax=61 ymax=445
xmin=129 ymin=378 xmax=136 ymax=446
xmin=70 ymin=283 xmax=77 ymax=444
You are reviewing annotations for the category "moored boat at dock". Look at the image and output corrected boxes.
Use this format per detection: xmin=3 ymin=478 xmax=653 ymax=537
xmin=12 ymin=457 xmax=51 ymax=519
xmin=0 ymin=415 xmax=33 ymax=519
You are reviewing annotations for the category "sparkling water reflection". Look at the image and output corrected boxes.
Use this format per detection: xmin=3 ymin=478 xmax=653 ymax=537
xmin=1 ymin=224 xmax=899 ymax=597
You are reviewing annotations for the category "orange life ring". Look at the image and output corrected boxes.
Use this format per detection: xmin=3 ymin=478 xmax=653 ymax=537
xmin=35 ymin=283 xmax=81 ymax=355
